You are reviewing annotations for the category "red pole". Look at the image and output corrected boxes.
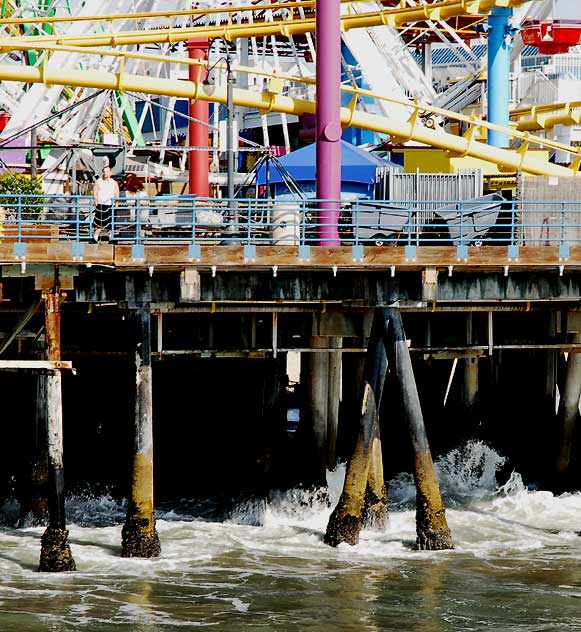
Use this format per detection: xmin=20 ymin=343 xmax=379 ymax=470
xmin=187 ymin=37 xmax=209 ymax=197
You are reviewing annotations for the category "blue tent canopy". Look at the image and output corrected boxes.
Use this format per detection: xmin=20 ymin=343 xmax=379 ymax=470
xmin=256 ymin=140 xmax=398 ymax=188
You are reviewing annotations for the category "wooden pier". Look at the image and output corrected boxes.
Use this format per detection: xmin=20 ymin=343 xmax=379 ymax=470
xmin=1 ymin=237 xmax=581 ymax=569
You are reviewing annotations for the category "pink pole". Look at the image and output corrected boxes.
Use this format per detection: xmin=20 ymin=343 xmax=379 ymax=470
xmin=316 ymin=0 xmax=342 ymax=246
xmin=187 ymin=38 xmax=210 ymax=197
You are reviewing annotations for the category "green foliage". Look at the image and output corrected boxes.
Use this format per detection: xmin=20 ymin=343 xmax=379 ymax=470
xmin=0 ymin=172 xmax=44 ymax=218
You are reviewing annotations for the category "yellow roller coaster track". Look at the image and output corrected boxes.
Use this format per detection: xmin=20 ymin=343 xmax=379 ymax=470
xmin=7 ymin=39 xmax=579 ymax=164
xmin=511 ymin=101 xmax=581 ymax=132
xmin=0 ymin=60 xmax=577 ymax=178
xmin=0 ymin=0 xmax=534 ymax=48
xmin=5 ymin=0 xmax=325 ymax=25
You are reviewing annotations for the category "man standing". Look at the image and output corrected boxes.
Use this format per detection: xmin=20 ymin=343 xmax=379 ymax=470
xmin=93 ymin=165 xmax=119 ymax=242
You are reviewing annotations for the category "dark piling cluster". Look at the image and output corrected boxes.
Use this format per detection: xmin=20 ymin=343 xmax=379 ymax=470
xmin=325 ymin=308 xmax=453 ymax=551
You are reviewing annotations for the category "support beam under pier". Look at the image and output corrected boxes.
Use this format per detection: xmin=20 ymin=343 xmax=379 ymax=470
xmin=325 ymin=312 xmax=387 ymax=547
xmin=555 ymin=333 xmax=581 ymax=478
xmin=18 ymin=367 xmax=49 ymax=527
xmin=385 ymin=308 xmax=453 ymax=551
xmin=122 ymin=306 xmax=161 ymax=558
xmin=327 ymin=337 xmax=342 ymax=471
xmin=38 ymin=288 xmax=76 ymax=573
xmin=463 ymin=314 xmax=479 ymax=421
xmin=308 ymin=336 xmax=329 ymax=483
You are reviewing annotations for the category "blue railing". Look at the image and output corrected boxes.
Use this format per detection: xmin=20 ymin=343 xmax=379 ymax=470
xmin=0 ymin=193 xmax=580 ymax=260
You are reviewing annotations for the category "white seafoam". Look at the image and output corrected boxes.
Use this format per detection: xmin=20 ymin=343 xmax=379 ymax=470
xmin=0 ymin=441 xmax=579 ymax=630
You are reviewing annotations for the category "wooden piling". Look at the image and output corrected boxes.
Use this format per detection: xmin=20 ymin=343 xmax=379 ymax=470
xmin=362 ymin=426 xmax=388 ymax=530
xmin=327 ymin=337 xmax=342 ymax=471
xmin=324 ymin=312 xmax=388 ymax=547
xmin=122 ymin=306 xmax=161 ymax=558
xmin=18 ymin=370 xmax=49 ymax=527
xmin=556 ymin=333 xmax=581 ymax=475
xmin=258 ymin=354 xmax=287 ymax=495
xmin=38 ymin=289 xmax=76 ymax=572
xmin=308 ymin=335 xmax=329 ymax=482
xmin=384 ymin=308 xmax=453 ymax=551
xmin=463 ymin=314 xmax=479 ymax=419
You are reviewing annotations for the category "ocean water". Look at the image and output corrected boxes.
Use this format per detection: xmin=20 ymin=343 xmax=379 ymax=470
xmin=0 ymin=441 xmax=580 ymax=631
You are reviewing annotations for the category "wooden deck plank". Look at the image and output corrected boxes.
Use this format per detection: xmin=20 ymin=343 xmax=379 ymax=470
xmin=0 ymin=241 xmax=577 ymax=269
xmin=114 ymin=245 xmax=581 ymax=269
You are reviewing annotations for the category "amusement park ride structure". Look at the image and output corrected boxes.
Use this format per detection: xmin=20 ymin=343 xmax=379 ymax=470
xmin=0 ymin=0 xmax=579 ymax=189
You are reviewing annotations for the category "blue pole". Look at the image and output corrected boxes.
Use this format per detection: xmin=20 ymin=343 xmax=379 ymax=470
xmin=487 ymin=6 xmax=513 ymax=148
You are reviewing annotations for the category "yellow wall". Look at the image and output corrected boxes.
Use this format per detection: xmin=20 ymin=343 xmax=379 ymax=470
xmin=394 ymin=148 xmax=551 ymax=174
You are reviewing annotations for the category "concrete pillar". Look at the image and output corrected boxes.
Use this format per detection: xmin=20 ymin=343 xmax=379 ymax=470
xmin=316 ymin=0 xmax=342 ymax=245
xmin=121 ymin=307 xmax=161 ymax=558
xmin=308 ymin=336 xmax=329 ymax=479
xmin=463 ymin=358 xmax=479 ymax=415
xmin=187 ymin=38 xmax=210 ymax=197
xmin=38 ymin=289 xmax=76 ymax=572
xmin=463 ymin=314 xmax=479 ymax=418
xmin=556 ymin=333 xmax=581 ymax=474
xmin=326 ymin=337 xmax=342 ymax=471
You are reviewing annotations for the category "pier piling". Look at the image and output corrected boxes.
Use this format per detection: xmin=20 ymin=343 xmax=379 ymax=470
xmin=18 ymin=369 xmax=49 ymax=526
xmin=362 ymin=423 xmax=388 ymax=530
xmin=121 ymin=306 xmax=161 ymax=558
xmin=308 ymin=336 xmax=329 ymax=482
xmin=384 ymin=308 xmax=453 ymax=551
xmin=327 ymin=337 xmax=342 ymax=471
xmin=325 ymin=312 xmax=387 ymax=546
xmin=555 ymin=333 xmax=581 ymax=477
xmin=38 ymin=288 xmax=76 ymax=573
xmin=462 ymin=314 xmax=479 ymax=421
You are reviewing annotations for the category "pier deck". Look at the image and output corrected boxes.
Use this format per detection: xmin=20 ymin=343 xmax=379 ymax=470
xmin=0 ymin=194 xmax=578 ymax=293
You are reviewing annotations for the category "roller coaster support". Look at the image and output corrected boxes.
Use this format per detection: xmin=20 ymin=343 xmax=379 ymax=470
xmin=187 ymin=38 xmax=209 ymax=197
xmin=487 ymin=6 xmax=513 ymax=148
xmin=316 ymin=0 xmax=341 ymax=246
xmin=0 ymin=0 xmax=538 ymax=50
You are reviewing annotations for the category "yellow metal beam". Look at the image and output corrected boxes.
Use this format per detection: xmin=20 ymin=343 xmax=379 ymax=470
xmin=1 ymin=0 xmax=390 ymax=24
xmin=6 ymin=32 xmax=580 ymax=160
xmin=512 ymin=102 xmax=581 ymax=132
xmin=0 ymin=0 xmax=321 ymax=26
xmin=512 ymin=100 xmax=581 ymax=117
xmin=0 ymin=0 xmax=534 ymax=49
xmin=0 ymin=61 xmax=575 ymax=178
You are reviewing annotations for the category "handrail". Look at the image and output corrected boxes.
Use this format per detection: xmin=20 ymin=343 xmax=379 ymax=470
xmin=0 ymin=195 xmax=580 ymax=261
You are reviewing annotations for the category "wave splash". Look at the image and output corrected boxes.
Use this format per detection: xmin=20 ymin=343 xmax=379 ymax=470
xmin=0 ymin=441 xmax=572 ymax=534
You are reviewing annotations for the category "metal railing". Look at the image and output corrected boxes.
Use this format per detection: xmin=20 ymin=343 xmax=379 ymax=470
xmin=0 ymin=194 xmax=580 ymax=260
